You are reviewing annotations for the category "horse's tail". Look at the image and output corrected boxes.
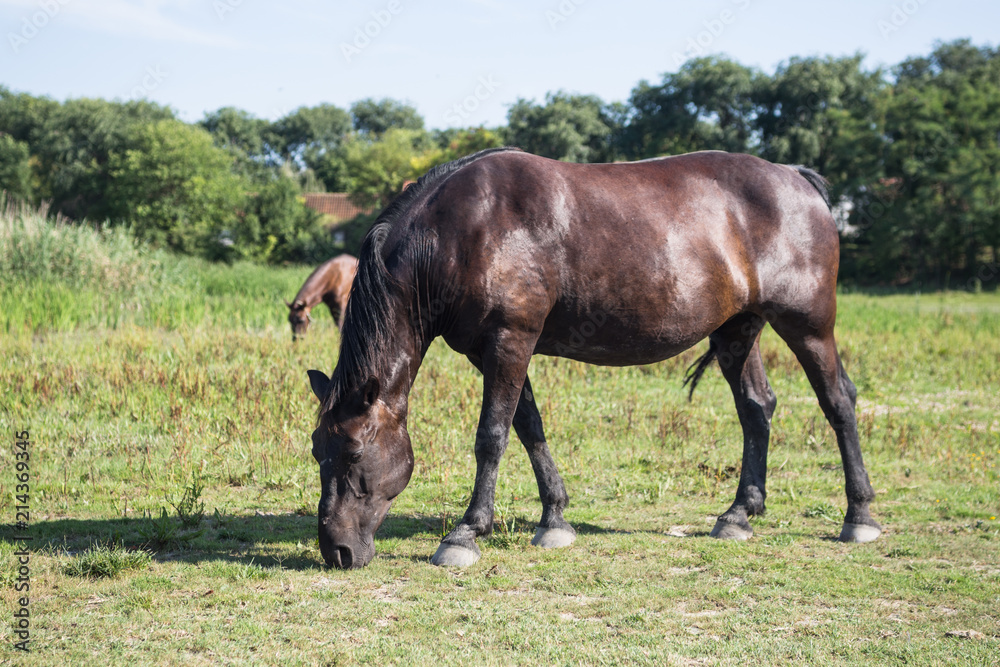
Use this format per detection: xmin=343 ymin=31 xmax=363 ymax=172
xmin=789 ymin=165 xmax=832 ymax=211
xmin=683 ymin=341 xmax=717 ymax=402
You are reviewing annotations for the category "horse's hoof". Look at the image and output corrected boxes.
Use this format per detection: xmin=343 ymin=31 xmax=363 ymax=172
xmin=531 ymin=526 xmax=576 ymax=548
xmin=430 ymin=542 xmax=481 ymax=567
xmin=839 ymin=522 xmax=881 ymax=543
xmin=710 ymin=519 xmax=753 ymax=541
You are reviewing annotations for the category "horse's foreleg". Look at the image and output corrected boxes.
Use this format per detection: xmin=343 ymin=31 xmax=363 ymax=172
xmin=431 ymin=333 xmax=535 ymax=567
xmin=336 ymin=297 xmax=347 ymax=330
xmin=710 ymin=315 xmax=776 ymax=541
xmin=461 ymin=361 xmax=574 ymax=549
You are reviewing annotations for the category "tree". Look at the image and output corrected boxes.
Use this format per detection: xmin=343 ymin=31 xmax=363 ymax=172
xmin=411 ymin=126 xmax=505 ymax=176
xmin=350 ymin=98 xmax=424 ymax=136
xmin=756 ymin=55 xmax=887 ymax=201
xmin=200 ymin=106 xmax=275 ymax=178
xmin=106 ymin=120 xmax=246 ymax=256
xmin=336 ymin=128 xmax=425 ymax=209
xmin=0 ymin=134 xmax=32 ymax=201
xmin=0 ymin=87 xmax=58 ymax=146
xmin=29 ymin=98 xmax=174 ymax=219
xmin=270 ymin=104 xmax=352 ymax=165
xmin=505 ymin=91 xmax=620 ymax=163
xmin=624 ymin=57 xmax=759 ymax=158
xmin=862 ymin=40 xmax=1000 ymax=284
xmin=240 ymin=175 xmax=332 ymax=263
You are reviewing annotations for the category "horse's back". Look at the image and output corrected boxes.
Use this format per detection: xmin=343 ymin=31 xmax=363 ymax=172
xmin=411 ymin=150 xmax=839 ymax=363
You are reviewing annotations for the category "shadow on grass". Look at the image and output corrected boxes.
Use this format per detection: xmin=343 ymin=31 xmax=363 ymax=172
xmin=1 ymin=512 xmax=489 ymax=571
xmin=3 ymin=515 xmax=791 ymax=573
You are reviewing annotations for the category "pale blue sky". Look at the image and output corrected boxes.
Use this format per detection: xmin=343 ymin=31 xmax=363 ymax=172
xmin=1 ymin=0 xmax=997 ymax=129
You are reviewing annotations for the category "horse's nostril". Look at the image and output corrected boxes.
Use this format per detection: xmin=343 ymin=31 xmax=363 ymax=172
xmin=338 ymin=546 xmax=354 ymax=569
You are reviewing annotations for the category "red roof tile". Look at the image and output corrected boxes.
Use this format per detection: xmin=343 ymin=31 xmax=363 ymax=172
xmin=303 ymin=193 xmax=376 ymax=224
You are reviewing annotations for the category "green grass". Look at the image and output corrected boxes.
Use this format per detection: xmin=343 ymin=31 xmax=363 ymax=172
xmin=61 ymin=545 xmax=153 ymax=579
xmin=1 ymin=240 xmax=998 ymax=663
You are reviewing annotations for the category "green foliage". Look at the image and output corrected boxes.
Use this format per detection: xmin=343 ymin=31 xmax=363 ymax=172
xmin=626 ymin=56 xmax=760 ymax=157
xmin=2 ymin=40 xmax=997 ymax=282
xmin=231 ymin=175 xmax=337 ymax=264
xmin=852 ymin=40 xmax=1000 ymax=284
xmin=351 ymin=97 xmax=424 ymax=135
xmin=336 ymin=128 xmax=427 ymax=208
xmin=0 ymin=134 xmax=32 ymax=200
xmin=506 ymin=91 xmax=621 ymax=162
xmin=62 ymin=544 xmax=152 ymax=578
xmin=200 ymin=106 xmax=277 ymax=178
xmin=270 ymin=103 xmax=352 ymax=178
xmin=412 ymin=126 xmax=506 ymax=175
xmin=106 ymin=119 xmax=247 ymax=256
xmin=138 ymin=508 xmax=182 ymax=549
xmin=756 ymin=54 xmax=888 ymax=201
xmin=29 ymin=97 xmax=174 ymax=219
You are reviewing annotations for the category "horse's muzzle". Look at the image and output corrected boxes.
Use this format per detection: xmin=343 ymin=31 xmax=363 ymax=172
xmin=325 ymin=544 xmax=355 ymax=569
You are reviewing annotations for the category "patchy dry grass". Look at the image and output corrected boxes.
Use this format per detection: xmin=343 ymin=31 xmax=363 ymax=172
xmin=1 ymin=266 xmax=998 ymax=664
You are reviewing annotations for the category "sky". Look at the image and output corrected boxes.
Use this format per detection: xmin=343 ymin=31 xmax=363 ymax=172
xmin=1 ymin=0 xmax=998 ymax=130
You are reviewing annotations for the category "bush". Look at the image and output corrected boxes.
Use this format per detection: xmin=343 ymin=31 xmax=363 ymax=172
xmin=106 ymin=119 xmax=247 ymax=257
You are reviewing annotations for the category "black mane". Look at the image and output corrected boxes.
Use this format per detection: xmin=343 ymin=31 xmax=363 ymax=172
xmin=321 ymin=146 xmax=521 ymax=412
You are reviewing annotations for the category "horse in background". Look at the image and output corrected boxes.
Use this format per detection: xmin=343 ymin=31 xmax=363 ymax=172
xmin=286 ymin=254 xmax=358 ymax=339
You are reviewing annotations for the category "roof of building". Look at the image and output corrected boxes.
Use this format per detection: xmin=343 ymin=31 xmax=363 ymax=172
xmin=303 ymin=193 xmax=376 ymax=224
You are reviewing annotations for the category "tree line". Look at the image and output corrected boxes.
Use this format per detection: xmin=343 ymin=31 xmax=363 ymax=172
xmin=1 ymin=39 xmax=997 ymax=285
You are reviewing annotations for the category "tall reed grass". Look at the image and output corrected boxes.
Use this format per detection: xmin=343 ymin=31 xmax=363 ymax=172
xmin=0 ymin=192 xmax=315 ymax=334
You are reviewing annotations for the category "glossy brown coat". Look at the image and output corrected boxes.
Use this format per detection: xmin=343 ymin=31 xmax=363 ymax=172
xmin=306 ymin=148 xmax=881 ymax=569
xmin=286 ymin=254 xmax=358 ymax=339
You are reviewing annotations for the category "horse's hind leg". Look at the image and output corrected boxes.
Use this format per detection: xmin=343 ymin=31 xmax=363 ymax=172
xmin=709 ymin=314 xmax=777 ymax=540
xmin=512 ymin=375 xmax=575 ymax=548
xmin=770 ymin=315 xmax=881 ymax=542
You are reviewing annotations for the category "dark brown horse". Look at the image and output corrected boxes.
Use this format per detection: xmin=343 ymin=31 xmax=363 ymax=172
xmin=286 ymin=254 xmax=358 ymax=339
xmin=306 ymin=147 xmax=881 ymax=569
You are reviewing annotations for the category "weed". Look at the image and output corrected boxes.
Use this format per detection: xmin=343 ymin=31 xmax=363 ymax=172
xmin=138 ymin=508 xmax=179 ymax=548
xmin=803 ymin=502 xmax=844 ymax=523
xmin=171 ymin=473 xmax=206 ymax=527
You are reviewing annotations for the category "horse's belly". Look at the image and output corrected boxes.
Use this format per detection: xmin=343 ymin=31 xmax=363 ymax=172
xmin=533 ymin=305 xmax=725 ymax=367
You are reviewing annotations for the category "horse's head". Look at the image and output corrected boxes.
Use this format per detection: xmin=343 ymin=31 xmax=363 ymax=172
xmin=286 ymin=300 xmax=312 ymax=340
xmin=307 ymin=369 xmax=414 ymax=569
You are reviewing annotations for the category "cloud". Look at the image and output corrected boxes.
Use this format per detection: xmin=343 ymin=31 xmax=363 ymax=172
xmin=1 ymin=0 xmax=243 ymax=48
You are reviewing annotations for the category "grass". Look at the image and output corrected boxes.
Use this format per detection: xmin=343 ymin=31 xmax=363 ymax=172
xmin=61 ymin=545 xmax=152 ymax=579
xmin=0 ymin=215 xmax=998 ymax=664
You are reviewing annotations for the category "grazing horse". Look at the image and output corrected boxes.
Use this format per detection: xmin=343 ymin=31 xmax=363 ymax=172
xmin=305 ymin=147 xmax=881 ymax=569
xmin=286 ymin=254 xmax=358 ymax=339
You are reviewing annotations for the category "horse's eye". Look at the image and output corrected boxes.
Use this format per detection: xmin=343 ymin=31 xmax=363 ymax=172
xmin=348 ymin=450 xmax=363 ymax=463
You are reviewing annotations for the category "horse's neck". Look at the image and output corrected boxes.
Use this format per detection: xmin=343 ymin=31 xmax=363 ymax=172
xmin=298 ymin=265 xmax=336 ymax=306
xmin=369 ymin=313 xmax=430 ymax=420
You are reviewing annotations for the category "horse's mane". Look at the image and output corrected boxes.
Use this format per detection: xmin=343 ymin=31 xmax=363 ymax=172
xmin=321 ymin=146 xmax=521 ymax=412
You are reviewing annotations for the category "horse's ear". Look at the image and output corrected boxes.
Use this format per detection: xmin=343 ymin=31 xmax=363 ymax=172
xmin=361 ymin=377 xmax=380 ymax=409
xmin=307 ymin=370 xmax=330 ymax=402
xmin=284 ymin=299 xmax=293 ymax=309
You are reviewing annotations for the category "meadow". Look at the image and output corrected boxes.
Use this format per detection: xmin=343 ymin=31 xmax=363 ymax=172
xmin=1 ymin=210 xmax=998 ymax=665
